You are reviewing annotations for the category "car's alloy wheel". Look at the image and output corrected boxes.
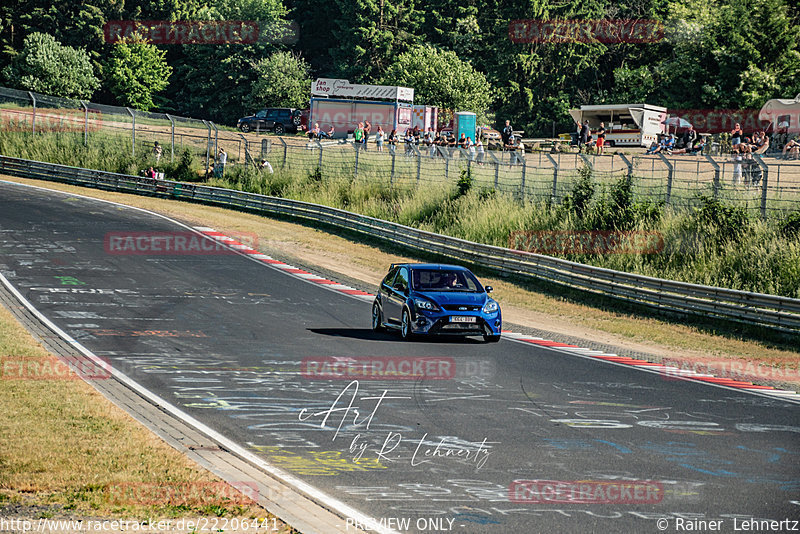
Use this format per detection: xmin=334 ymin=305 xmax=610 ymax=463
xmin=240 ymin=123 xmax=251 ymax=133
xmin=400 ymin=309 xmax=413 ymax=340
xmin=274 ymin=123 xmax=285 ymax=135
xmin=372 ymin=302 xmax=384 ymax=332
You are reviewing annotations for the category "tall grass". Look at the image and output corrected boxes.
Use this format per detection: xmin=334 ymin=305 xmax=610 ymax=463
xmin=3 ymin=131 xmax=799 ymax=297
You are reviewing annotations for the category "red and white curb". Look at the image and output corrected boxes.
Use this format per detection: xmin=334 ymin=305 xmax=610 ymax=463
xmin=194 ymin=227 xmax=374 ymax=302
xmin=501 ymin=332 xmax=800 ymax=402
xmin=195 ymin=226 xmax=800 ymax=403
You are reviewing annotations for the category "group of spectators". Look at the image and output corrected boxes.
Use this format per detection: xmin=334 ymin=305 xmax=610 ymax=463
xmin=645 ymin=129 xmax=707 ymax=156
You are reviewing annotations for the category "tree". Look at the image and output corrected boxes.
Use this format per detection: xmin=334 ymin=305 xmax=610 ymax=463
xmin=248 ymin=51 xmax=311 ymax=109
xmin=329 ymin=0 xmax=421 ymax=82
xmin=381 ymin=45 xmax=492 ymax=120
xmin=104 ymin=33 xmax=172 ymax=110
xmin=2 ymin=32 xmax=99 ymax=99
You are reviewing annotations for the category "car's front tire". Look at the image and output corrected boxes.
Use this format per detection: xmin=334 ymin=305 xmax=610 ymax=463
xmin=274 ymin=123 xmax=285 ymax=135
xmin=372 ymin=302 xmax=385 ymax=332
xmin=483 ymin=334 xmax=501 ymax=343
xmin=400 ymin=308 xmax=414 ymax=340
xmin=239 ymin=123 xmax=251 ymax=133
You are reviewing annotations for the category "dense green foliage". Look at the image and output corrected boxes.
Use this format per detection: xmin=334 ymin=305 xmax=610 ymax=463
xmin=380 ymin=46 xmax=492 ymax=123
xmin=104 ymin=34 xmax=172 ymax=110
xmin=3 ymin=33 xmax=99 ymax=99
xmin=248 ymin=51 xmax=311 ymax=109
xmin=0 ymin=0 xmax=798 ymax=132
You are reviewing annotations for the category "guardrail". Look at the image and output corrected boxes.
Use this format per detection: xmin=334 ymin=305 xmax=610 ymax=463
xmin=2 ymin=154 xmax=799 ymax=334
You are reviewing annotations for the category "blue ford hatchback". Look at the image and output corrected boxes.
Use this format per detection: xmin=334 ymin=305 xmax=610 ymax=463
xmin=372 ymin=263 xmax=502 ymax=342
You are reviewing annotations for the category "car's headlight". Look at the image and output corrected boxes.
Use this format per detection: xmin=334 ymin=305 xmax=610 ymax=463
xmin=483 ymin=300 xmax=499 ymax=314
xmin=414 ymin=298 xmax=440 ymax=311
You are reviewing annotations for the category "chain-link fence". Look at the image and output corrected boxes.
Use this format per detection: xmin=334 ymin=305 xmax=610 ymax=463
xmin=269 ymin=139 xmax=799 ymax=217
xmin=1 ymin=85 xmax=798 ymax=217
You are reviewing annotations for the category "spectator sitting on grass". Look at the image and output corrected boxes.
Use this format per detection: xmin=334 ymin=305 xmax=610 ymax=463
xmin=781 ymin=137 xmax=799 ymax=159
xmin=310 ymin=122 xmax=321 ymax=140
xmin=259 ymin=159 xmax=273 ymax=173
xmin=673 ymin=136 xmax=707 ymax=155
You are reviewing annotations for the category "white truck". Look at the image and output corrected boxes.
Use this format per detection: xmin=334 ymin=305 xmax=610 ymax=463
xmin=568 ymin=104 xmax=667 ymax=147
xmin=759 ymin=94 xmax=800 ymax=135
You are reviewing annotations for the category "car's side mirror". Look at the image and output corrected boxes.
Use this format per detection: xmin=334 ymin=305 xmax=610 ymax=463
xmin=485 ymin=286 xmax=493 ymax=293
xmin=393 ymin=283 xmax=406 ymax=294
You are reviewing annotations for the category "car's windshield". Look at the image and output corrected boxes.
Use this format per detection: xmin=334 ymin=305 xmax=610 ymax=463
xmin=411 ymin=269 xmax=483 ymax=292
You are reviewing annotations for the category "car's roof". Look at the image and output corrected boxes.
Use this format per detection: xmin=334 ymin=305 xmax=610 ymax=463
xmin=392 ymin=263 xmax=469 ymax=271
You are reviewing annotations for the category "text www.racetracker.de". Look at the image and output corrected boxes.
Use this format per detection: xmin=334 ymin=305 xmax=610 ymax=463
xmin=0 ymin=517 xmax=282 ymax=532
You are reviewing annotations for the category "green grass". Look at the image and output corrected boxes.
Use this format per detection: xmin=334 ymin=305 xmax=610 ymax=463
xmin=3 ymin=130 xmax=799 ymax=298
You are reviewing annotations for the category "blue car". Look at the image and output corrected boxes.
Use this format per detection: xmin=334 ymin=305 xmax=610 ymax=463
xmin=372 ymin=263 xmax=502 ymax=342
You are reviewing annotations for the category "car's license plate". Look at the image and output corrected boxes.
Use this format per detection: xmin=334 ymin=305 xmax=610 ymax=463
xmin=451 ymin=316 xmax=476 ymax=323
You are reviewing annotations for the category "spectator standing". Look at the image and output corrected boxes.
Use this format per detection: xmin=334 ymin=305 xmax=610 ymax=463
xmin=502 ymin=119 xmax=513 ymax=146
xmin=579 ymin=120 xmax=590 ymax=152
xmin=731 ymin=146 xmax=743 ymax=185
xmin=388 ymin=129 xmax=397 ymax=155
xmin=682 ymin=125 xmax=697 ymax=151
xmin=363 ymin=120 xmax=371 ymax=150
xmin=596 ymin=122 xmax=606 ymax=155
xmin=354 ymin=122 xmax=364 ymax=149
xmin=217 ymin=148 xmax=227 ymax=177
xmin=476 ymin=137 xmax=485 ymax=165
xmin=404 ymin=129 xmax=414 ymax=156
xmin=376 ymin=126 xmax=385 ymax=152
xmin=152 ymin=141 xmax=163 ymax=163
xmin=730 ymin=123 xmax=743 ymax=149
xmin=468 ymin=137 xmax=476 ymax=160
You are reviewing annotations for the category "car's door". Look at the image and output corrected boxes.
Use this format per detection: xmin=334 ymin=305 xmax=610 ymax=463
xmin=264 ymin=109 xmax=280 ymax=129
xmin=254 ymin=110 xmax=267 ymax=129
xmin=385 ymin=267 xmax=409 ymax=325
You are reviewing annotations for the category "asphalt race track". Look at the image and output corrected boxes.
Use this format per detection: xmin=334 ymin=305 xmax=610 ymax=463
xmin=1 ymin=180 xmax=799 ymax=534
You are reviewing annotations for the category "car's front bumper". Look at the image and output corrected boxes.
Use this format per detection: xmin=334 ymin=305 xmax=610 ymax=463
xmin=410 ymin=309 xmax=502 ymax=336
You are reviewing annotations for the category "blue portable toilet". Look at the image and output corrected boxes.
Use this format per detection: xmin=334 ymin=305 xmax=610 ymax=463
xmin=455 ymin=112 xmax=477 ymax=143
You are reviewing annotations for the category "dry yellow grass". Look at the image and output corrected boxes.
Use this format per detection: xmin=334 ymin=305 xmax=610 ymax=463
xmin=0 ymin=304 xmax=289 ymax=529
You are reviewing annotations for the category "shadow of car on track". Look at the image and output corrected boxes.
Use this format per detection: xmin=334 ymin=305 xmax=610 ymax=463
xmin=307 ymin=328 xmax=490 ymax=343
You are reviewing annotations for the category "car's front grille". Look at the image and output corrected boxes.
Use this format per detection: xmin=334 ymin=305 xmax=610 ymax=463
xmin=441 ymin=304 xmax=481 ymax=311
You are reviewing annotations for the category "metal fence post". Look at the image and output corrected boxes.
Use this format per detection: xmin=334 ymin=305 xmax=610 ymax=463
xmin=28 ymin=91 xmax=36 ymax=134
xmin=390 ymin=149 xmax=396 ymax=185
xmin=657 ymin=153 xmax=674 ymax=204
xmin=279 ymin=137 xmax=287 ymax=168
xmin=416 ymin=147 xmax=422 ymax=183
xmin=354 ymin=141 xmax=360 ymax=178
xmin=165 ymin=114 xmax=175 ymax=162
xmin=211 ymin=122 xmax=218 ymax=160
xmin=545 ymin=153 xmax=558 ymax=203
xmin=317 ymin=140 xmax=324 ymax=170
xmin=80 ymin=100 xmax=88 ymax=147
xmin=520 ymin=158 xmax=527 ymax=201
xmin=617 ymin=153 xmax=634 ymax=183
xmin=487 ymin=151 xmax=501 ymax=189
xmin=202 ymin=120 xmax=211 ymax=176
xmin=125 ymin=108 xmax=137 ymax=157
xmin=754 ymin=155 xmax=769 ymax=219
xmin=704 ymin=155 xmax=720 ymax=199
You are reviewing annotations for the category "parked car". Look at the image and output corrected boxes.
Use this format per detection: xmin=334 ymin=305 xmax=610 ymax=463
xmin=372 ymin=263 xmax=502 ymax=342
xmin=237 ymin=108 xmax=306 ymax=134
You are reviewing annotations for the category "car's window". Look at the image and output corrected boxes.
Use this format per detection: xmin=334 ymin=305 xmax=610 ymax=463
xmin=381 ymin=267 xmax=399 ymax=289
xmin=412 ymin=269 xmax=482 ymax=292
xmin=266 ymin=110 xmax=280 ymax=119
xmin=255 ymin=110 xmax=267 ymax=118
xmin=393 ymin=267 xmax=409 ymax=293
